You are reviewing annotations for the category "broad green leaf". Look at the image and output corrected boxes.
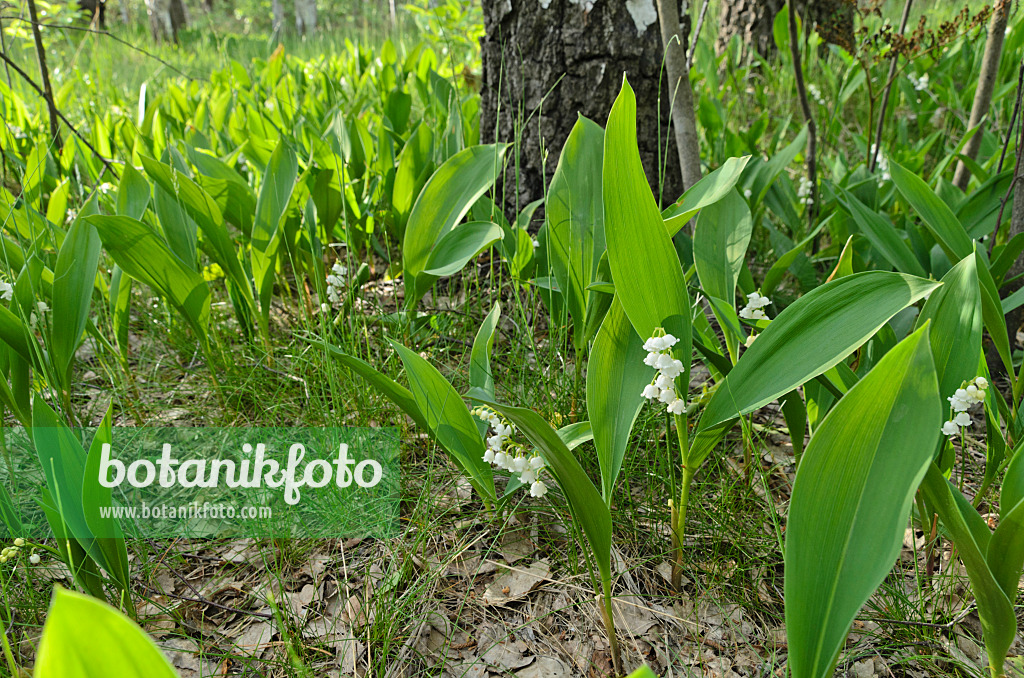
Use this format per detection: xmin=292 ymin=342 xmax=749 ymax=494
xmin=116 ymin=162 xmax=151 ymax=219
xmin=319 ymin=342 xmax=429 ymax=433
xmin=51 ymin=216 xmax=101 ymax=380
xmin=80 ymin=405 xmax=130 ymax=594
xmin=838 ymin=188 xmax=926 ymax=277
xmin=421 ymin=221 xmax=503 ymax=277
xmin=46 ymin=180 xmax=70 ymax=226
xmin=403 ymin=144 xmax=507 ymax=304
xmin=915 ymin=253 xmax=982 ymax=401
xmin=547 ymin=116 xmax=605 ymax=350
xmin=140 ymin=155 xmax=255 ymax=317
xmin=391 ymin=341 xmax=496 ymax=503
xmin=252 ymin=141 xmax=298 ymax=331
xmin=664 ymin=156 xmax=751 ymax=234
xmin=604 ymin=76 xmax=691 ymax=389
xmin=786 ymin=326 xmax=940 ymax=678
xmin=87 ymin=215 xmax=211 ymax=341
xmin=692 ymin=272 xmax=940 ymax=464
xmin=34 ymin=588 xmax=178 ymax=678
xmin=470 ymin=396 xmax=611 ymax=586
xmin=694 ymin=189 xmax=752 ymax=305
xmin=587 ymin=297 xmax=648 ymax=503
xmin=392 ymin=123 xmax=434 ymax=239
xmin=109 ymin=266 xmax=132 ymax=360
xmin=470 ymin=302 xmax=501 ymax=399
xmin=890 ymin=161 xmax=972 ymax=261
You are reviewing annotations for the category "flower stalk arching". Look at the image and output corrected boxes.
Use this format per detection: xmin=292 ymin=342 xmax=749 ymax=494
xmin=641 ymin=327 xmax=695 ymax=590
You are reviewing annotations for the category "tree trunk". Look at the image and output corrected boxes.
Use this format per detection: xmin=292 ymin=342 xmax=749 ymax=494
xmin=952 ymin=0 xmax=1011 ymax=191
xmin=717 ymin=0 xmax=855 ymax=57
xmin=146 ymin=0 xmax=186 ymax=42
xmin=295 ymin=0 xmax=317 ymax=36
xmin=479 ymin=0 xmax=684 ymax=216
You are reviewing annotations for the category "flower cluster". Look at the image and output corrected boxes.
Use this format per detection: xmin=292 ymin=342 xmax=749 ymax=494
xmin=807 ymin=84 xmax=825 ymax=106
xmin=641 ymin=331 xmax=686 ymax=415
xmin=739 ymin=292 xmax=770 ymax=320
xmin=797 ymin=177 xmax=814 ymax=206
xmin=325 ymin=262 xmax=347 ymax=306
xmin=1 ymin=538 xmax=39 ymax=565
xmin=908 ymin=72 xmax=929 ymax=92
xmin=941 ymin=376 xmax=988 ymax=437
xmin=472 ymin=407 xmax=549 ymax=497
xmin=0 ymin=281 xmax=12 ymax=301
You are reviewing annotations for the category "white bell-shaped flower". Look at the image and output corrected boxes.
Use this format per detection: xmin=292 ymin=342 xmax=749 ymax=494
xmin=642 ymin=384 xmax=661 ymax=400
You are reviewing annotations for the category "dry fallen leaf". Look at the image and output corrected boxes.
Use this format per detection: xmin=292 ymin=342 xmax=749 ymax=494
xmin=482 ymin=560 xmax=551 ymax=605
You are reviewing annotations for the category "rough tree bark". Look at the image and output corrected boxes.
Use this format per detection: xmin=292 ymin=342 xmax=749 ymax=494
xmin=953 ymin=0 xmax=1011 ymax=191
xmin=479 ymin=0 xmax=684 ymax=216
xmin=716 ymin=0 xmax=855 ymax=57
xmin=295 ymin=0 xmax=317 ymax=36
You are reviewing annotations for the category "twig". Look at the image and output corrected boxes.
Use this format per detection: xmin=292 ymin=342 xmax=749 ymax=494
xmin=685 ymin=0 xmax=711 ymax=71
xmin=137 ymin=581 xmax=275 ymax=619
xmin=869 ymin=0 xmax=913 ymax=172
xmin=788 ymin=0 xmax=818 ymax=229
xmin=997 ymin=60 xmax=1024 ymax=174
xmin=25 ymin=0 xmax=61 ymax=151
xmin=0 ymin=51 xmax=119 ymax=180
xmin=993 ymin=61 xmax=1024 ymax=256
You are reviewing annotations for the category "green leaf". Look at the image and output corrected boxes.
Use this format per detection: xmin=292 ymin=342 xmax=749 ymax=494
xmin=785 ymin=326 xmax=940 ymax=678
xmin=604 ymin=76 xmax=692 ymax=388
xmin=86 ymin=215 xmax=211 ymax=342
xmin=421 ymin=221 xmax=503 ymax=277
xmin=547 ymin=116 xmax=605 ymax=351
xmin=51 ymin=216 xmax=102 ymax=380
xmin=391 ymin=341 xmax=496 ymax=503
xmin=34 ymin=587 xmax=178 ymax=678
xmin=81 ymin=405 xmax=130 ymax=594
xmin=252 ymin=141 xmax=298 ymax=333
xmin=587 ymin=297 xmax=648 ymax=503
xmin=663 ymin=156 xmax=751 ymax=234
xmin=692 ymin=272 xmax=940 ymax=465
xmin=694 ymin=189 xmax=753 ymax=305
xmin=403 ymin=144 xmax=507 ymax=305
xmin=914 ymin=253 xmax=982 ymax=401
xmin=115 ymin=162 xmax=151 ymax=220
xmin=470 ymin=302 xmax=501 ymax=399
xmin=319 ymin=342 xmax=429 ymax=433
xmin=890 ymin=161 xmax=972 ymax=262
xmin=838 ymin=188 xmax=926 ymax=277
xmin=140 ymin=156 xmax=255 ymax=318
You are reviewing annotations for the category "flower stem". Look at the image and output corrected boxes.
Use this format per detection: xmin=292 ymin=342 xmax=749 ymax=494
xmin=671 ymin=412 xmax=693 ymax=591
xmin=598 ymin=589 xmax=623 ymax=676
